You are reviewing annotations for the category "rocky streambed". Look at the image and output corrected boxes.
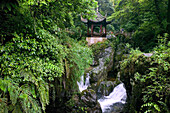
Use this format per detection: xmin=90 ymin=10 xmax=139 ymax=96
xmin=71 ymin=45 xmax=128 ymax=113
xmin=71 ymin=36 xmax=159 ymax=113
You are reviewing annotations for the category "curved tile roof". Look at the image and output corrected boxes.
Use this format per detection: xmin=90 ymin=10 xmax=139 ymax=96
xmin=81 ymin=11 xmax=106 ymax=23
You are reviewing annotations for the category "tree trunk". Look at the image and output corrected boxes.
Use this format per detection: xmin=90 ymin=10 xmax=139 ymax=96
xmin=167 ymin=0 xmax=170 ymax=35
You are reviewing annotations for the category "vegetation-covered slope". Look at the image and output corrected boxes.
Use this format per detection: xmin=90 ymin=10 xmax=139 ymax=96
xmin=0 ymin=0 xmax=169 ymax=113
xmin=0 ymin=0 xmax=97 ymax=112
xmin=109 ymin=0 xmax=170 ymax=52
xmin=120 ymin=34 xmax=170 ymax=113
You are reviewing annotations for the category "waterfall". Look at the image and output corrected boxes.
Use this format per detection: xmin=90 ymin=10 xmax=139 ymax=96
xmin=98 ymin=83 xmax=127 ymax=113
xmin=77 ymin=73 xmax=90 ymax=92
xmin=77 ymin=75 xmax=127 ymax=113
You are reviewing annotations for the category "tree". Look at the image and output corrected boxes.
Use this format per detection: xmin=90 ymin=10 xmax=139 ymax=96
xmin=96 ymin=0 xmax=114 ymax=16
xmin=0 ymin=0 xmax=97 ymax=112
xmin=109 ymin=0 xmax=168 ymax=52
xmin=167 ymin=0 xmax=170 ymax=35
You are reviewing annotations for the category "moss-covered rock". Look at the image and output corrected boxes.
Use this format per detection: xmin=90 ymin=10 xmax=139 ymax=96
xmin=119 ymin=46 xmax=170 ymax=112
xmin=81 ymin=89 xmax=97 ymax=107
xmin=96 ymin=81 xmax=117 ymax=99
xmin=89 ymin=46 xmax=114 ymax=83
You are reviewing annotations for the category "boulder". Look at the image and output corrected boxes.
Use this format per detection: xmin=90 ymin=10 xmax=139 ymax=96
xmin=98 ymin=80 xmax=121 ymax=98
xmin=97 ymin=81 xmax=115 ymax=99
xmin=81 ymin=89 xmax=97 ymax=107
xmin=86 ymin=102 xmax=102 ymax=113
xmin=80 ymin=89 xmax=102 ymax=112
xmin=89 ymin=47 xmax=114 ymax=83
xmin=108 ymin=102 xmax=125 ymax=113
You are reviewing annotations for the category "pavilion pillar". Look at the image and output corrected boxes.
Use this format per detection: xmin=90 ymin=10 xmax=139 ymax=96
xmin=104 ymin=19 xmax=107 ymax=37
xmin=91 ymin=24 xmax=94 ymax=37
xmin=87 ymin=25 xmax=89 ymax=36
xmin=100 ymin=25 xmax=102 ymax=36
xmin=104 ymin=25 xmax=106 ymax=36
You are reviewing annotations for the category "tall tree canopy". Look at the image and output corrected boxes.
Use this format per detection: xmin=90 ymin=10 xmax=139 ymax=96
xmin=109 ymin=0 xmax=169 ymax=52
xmin=167 ymin=0 xmax=170 ymax=35
xmin=96 ymin=0 xmax=114 ymax=16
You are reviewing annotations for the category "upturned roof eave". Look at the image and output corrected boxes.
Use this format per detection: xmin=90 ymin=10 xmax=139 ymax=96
xmin=81 ymin=11 xmax=113 ymax=24
xmin=88 ymin=18 xmax=106 ymax=23
xmin=81 ymin=16 xmax=88 ymax=23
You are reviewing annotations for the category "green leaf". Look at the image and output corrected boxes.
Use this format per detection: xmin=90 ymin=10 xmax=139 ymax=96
xmin=19 ymin=93 xmax=28 ymax=100
xmin=154 ymin=104 xmax=160 ymax=112
xmin=6 ymin=4 xmax=11 ymax=11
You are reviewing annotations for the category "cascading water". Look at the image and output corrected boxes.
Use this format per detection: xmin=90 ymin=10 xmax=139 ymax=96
xmin=77 ymin=73 xmax=90 ymax=92
xmin=77 ymin=74 xmax=127 ymax=113
xmin=98 ymin=83 xmax=127 ymax=113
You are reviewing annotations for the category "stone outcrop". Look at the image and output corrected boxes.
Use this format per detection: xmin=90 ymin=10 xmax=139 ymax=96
xmin=68 ymin=44 xmax=117 ymax=112
xmin=69 ymin=40 xmax=128 ymax=113
xmin=89 ymin=47 xmax=114 ymax=83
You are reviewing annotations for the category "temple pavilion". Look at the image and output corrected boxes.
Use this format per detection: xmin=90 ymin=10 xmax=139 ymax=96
xmin=81 ymin=10 xmax=112 ymax=45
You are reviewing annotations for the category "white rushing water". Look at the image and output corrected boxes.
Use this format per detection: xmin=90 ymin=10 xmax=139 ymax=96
xmin=98 ymin=83 xmax=127 ymax=113
xmin=77 ymin=74 xmax=127 ymax=113
xmin=77 ymin=73 xmax=90 ymax=92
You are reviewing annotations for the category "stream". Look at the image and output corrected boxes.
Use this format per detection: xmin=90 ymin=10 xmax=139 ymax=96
xmin=77 ymin=74 xmax=127 ymax=113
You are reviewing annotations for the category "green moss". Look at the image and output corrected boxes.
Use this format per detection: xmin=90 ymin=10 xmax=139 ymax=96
xmin=90 ymin=40 xmax=112 ymax=57
xmin=120 ymin=35 xmax=170 ymax=112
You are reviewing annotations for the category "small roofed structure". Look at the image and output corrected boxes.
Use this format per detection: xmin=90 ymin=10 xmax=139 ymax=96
xmin=81 ymin=10 xmax=112 ymax=37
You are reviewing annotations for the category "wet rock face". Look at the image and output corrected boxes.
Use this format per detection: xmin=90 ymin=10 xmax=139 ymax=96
xmin=86 ymin=102 xmax=102 ymax=113
xmin=80 ymin=89 xmax=102 ymax=113
xmin=106 ymin=102 xmax=125 ymax=113
xmin=81 ymin=89 xmax=97 ymax=107
xmin=97 ymin=81 xmax=115 ymax=99
xmin=68 ymin=90 xmax=102 ymax=113
xmin=89 ymin=47 xmax=114 ymax=83
xmin=88 ymin=80 xmax=121 ymax=100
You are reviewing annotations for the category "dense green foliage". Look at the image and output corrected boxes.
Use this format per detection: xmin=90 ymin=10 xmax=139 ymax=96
xmin=108 ymin=0 xmax=170 ymax=112
xmin=0 ymin=0 xmax=169 ymax=112
xmin=96 ymin=0 xmax=114 ymax=16
xmin=120 ymin=34 xmax=170 ymax=113
xmin=91 ymin=40 xmax=111 ymax=57
xmin=109 ymin=0 xmax=170 ymax=52
xmin=167 ymin=0 xmax=170 ymax=35
xmin=0 ymin=0 xmax=97 ymax=112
